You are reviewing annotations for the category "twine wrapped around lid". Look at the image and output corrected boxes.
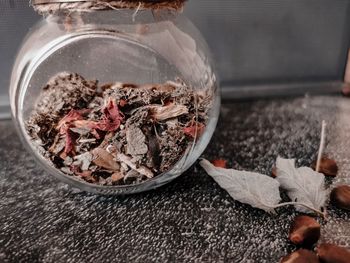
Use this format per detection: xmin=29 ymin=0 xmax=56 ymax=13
xmin=31 ymin=0 xmax=187 ymax=14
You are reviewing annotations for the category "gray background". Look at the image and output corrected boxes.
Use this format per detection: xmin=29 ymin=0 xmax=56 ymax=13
xmin=0 ymin=0 xmax=349 ymax=115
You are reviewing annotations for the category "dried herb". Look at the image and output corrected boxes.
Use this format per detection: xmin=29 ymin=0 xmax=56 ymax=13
xmin=26 ymin=72 xmax=211 ymax=186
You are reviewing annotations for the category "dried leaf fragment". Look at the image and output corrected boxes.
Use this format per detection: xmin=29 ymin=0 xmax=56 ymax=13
xmin=126 ymin=125 xmax=148 ymax=156
xmin=111 ymin=172 xmax=124 ymax=182
xmin=92 ymin=148 xmax=120 ymax=171
xmin=200 ymin=159 xmax=281 ymax=213
xmin=76 ymin=170 xmax=96 ymax=183
xmin=117 ymin=153 xmax=154 ymax=178
xmin=149 ymin=104 xmax=188 ymax=121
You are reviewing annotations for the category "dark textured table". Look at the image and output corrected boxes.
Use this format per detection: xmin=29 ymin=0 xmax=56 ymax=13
xmin=1 ymin=95 xmax=350 ymax=263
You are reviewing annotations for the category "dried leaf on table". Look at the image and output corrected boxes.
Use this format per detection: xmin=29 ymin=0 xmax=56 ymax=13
xmin=275 ymin=157 xmax=327 ymax=214
xmin=200 ymin=159 xmax=281 ymax=213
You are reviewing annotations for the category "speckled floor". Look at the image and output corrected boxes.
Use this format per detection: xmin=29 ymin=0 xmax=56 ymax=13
xmin=1 ymin=95 xmax=350 ymax=263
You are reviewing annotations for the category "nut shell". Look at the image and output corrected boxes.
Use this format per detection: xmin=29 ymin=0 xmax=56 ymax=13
xmin=342 ymin=84 xmax=350 ymax=97
xmin=289 ymin=215 xmax=320 ymax=247
xmin=312 ymin=157 xmax=338 ymax=177
xmin=330 ymin=185 xmax=350 ymax=211
xmin=280 ymin=249 xmax=319 ymax=263
xmin=271 ymin=166 xmax=277 ymax=178
xmin=317 ymin=243 xmax=350 ymax=263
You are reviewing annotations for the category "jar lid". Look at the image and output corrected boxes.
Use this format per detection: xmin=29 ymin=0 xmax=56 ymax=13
xmin=31 ymin=0 xmax=187 ymax=14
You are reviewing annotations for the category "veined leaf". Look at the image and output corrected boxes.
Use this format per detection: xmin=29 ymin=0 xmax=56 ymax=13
xmin=200 ymin=159 xmax=281 ymax=213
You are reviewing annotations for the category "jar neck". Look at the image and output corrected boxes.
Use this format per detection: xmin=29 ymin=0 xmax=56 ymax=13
xmin=48 ymin=9 xmax=180 ymax=26
xmin=32 ymin=0 xmax=186 ymax=15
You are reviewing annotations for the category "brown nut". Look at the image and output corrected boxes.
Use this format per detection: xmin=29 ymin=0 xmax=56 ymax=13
xmin=342 ymin=84 xmax=350 ymax=97
xmin=312 ymin=157 xmax=338 ymax=177
xmin=289 ymin=215 xmax=320 ymax=247
xmin=316 ymin=243 xmax=350 ymax=263
xmin=271 ymin=166 xmax=277 ymax=178
xmin=330 ymin=185 xmax=350 ymax=211
xmin=280 ymin=249 xmax=319 ymax=263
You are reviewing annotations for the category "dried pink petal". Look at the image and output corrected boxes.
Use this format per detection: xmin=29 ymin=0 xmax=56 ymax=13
xmin=64 ymin=129 xmax=76 ymax=154
xmin=72 ymin=99 xmax=124 ymax=133
xmin=57 ymin=109 xmax=84 ymax=132
xmin=96 ymin=99 xmax=124 ymax=132
xmin=183 ymin=122 xmax=205 ymax=138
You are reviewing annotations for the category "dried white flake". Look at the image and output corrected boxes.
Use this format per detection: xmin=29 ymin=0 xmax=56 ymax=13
xmin=73 ymin=152 xmax=93 ymax=171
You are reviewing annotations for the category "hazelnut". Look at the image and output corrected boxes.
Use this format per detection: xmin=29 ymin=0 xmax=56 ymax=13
xmin=280 ymin=249 xmax=319 ymax=263
xmin=271 ymin=166 xmax=277 ymax=178
xmin=316 ymin=243 xmax=350 ymax=263
xmin=330 ymin=185 xmax=350 ymax=211
xmin=342 ymin=84 xmax=350 ymax=97
xmin=312 ymin=157 xmax=338 ymax=177
xmin=289 ymin=215 xmax=320 ymax=247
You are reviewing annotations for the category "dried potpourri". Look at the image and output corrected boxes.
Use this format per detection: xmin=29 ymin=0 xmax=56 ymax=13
xmin=26 ymin=72 xmax=212 ymax=185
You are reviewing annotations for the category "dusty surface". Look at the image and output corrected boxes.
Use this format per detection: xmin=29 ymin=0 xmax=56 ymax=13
xmin=1 ymin=95 xmax=350 ymax=262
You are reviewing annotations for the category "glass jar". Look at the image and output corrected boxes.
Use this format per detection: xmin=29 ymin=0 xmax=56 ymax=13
xmin=9 ymin=4 xmax=220 ymax=194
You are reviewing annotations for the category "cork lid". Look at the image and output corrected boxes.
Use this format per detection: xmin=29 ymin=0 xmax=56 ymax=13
xmin=31 ymin=0 xmax=187 ymax=14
